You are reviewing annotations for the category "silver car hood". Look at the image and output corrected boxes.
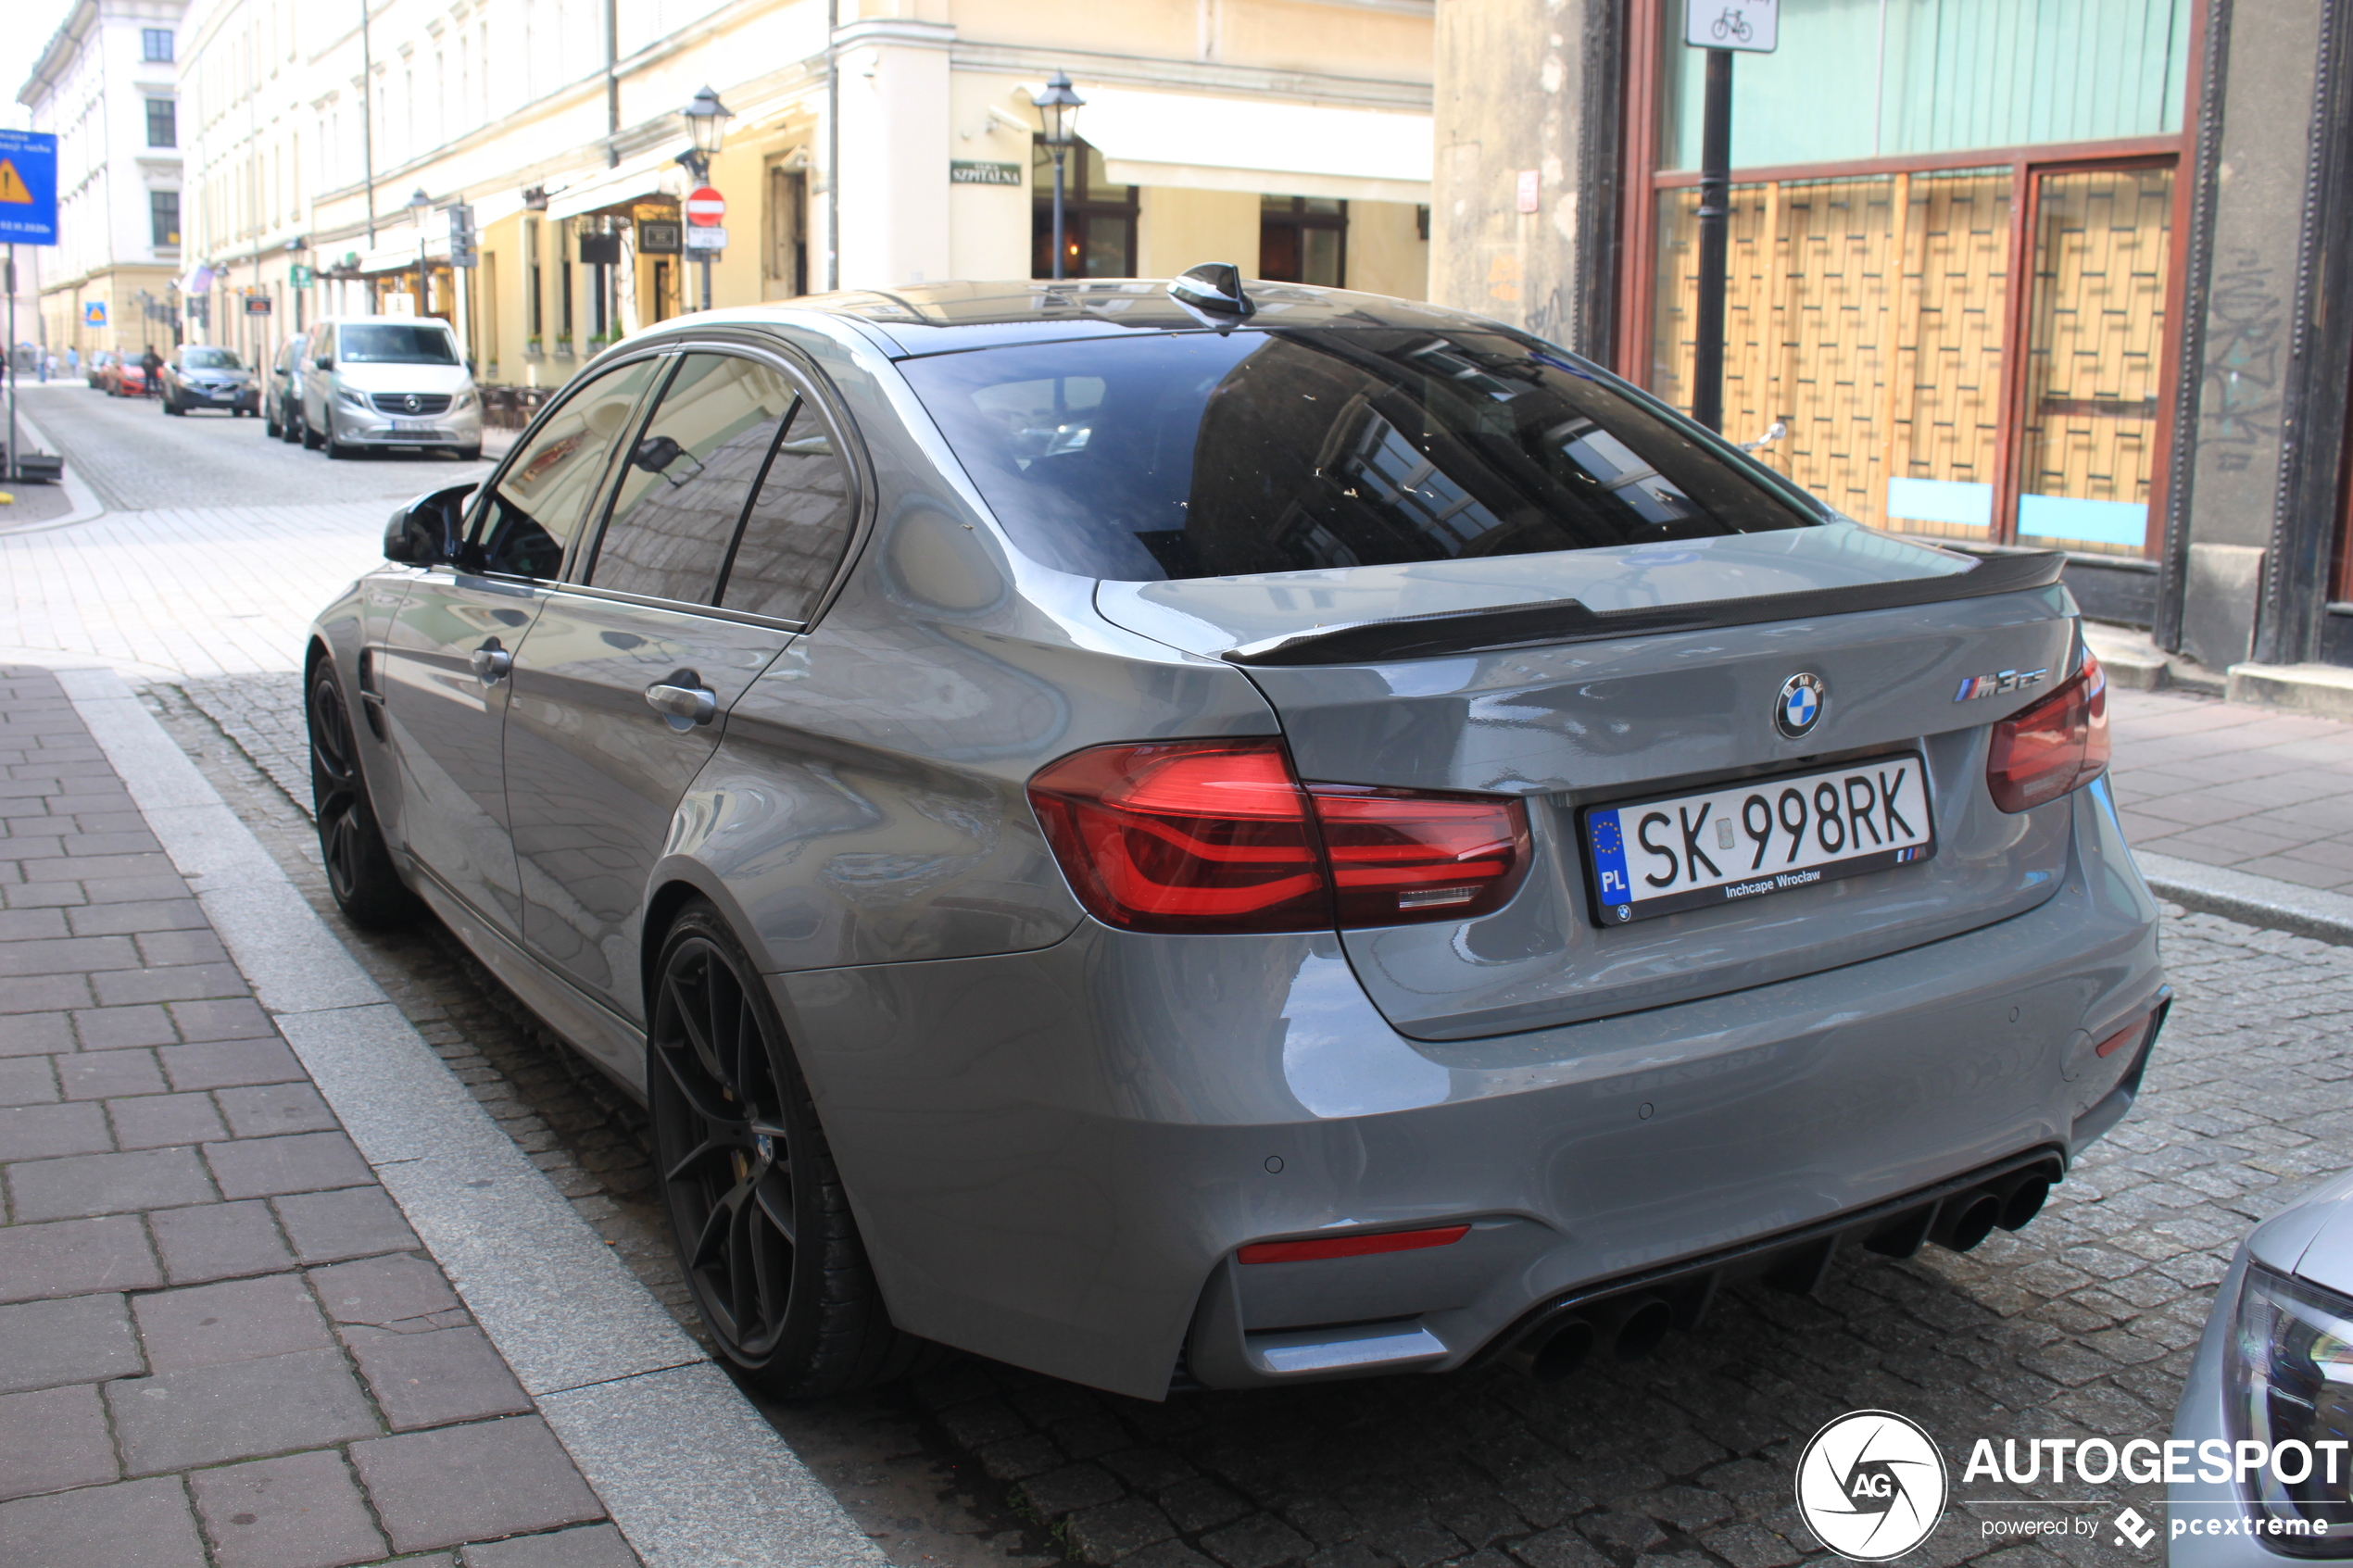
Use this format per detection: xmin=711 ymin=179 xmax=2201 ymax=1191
xmin=1093 ymin=519 xmax=1973 ymax=659
xmin=2251 ymin=1168 xmax=2353 ymax=1295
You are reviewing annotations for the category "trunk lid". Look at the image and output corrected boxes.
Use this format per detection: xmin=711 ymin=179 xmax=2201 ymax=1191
xmin=1096 ymin=526 xmax=2081 ymax=1040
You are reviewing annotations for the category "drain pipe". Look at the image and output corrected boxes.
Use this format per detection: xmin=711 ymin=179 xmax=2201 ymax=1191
xmin=604 ymin=0 xmax=621 ymax=167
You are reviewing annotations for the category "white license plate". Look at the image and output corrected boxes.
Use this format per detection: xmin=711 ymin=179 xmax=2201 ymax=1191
xmin=1582 ymin=754 xmax=1935 ymax=924
xmin=392 ymin=420 xmax=439 ymax=433
xmin=210 ymin=389 xmax=238 ymax=399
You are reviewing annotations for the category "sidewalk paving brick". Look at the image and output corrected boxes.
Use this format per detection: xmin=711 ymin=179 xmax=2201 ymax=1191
xmin=188 ymin=1449 xmax=389 ymax=1568
xmin=0 ymin=1293 xmax=144 ymax=1392
xmin=0 ymin=1474 xmax=209 ymax=1566
xmin=351 ymin=1417 xmax=606 ymax=1553
xmin=0 ymin=666 xmax=639 ymax=1567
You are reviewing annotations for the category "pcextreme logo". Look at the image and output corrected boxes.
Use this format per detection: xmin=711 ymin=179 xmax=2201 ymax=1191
xmin=1795 ymin=1411 xmax=1950 ymax=1561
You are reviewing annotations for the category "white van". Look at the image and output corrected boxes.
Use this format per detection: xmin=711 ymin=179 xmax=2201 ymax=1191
xmin=299 ymin=315 xmax=483 ymax=461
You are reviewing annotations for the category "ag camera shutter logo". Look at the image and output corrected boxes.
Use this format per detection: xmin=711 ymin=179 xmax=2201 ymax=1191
xmin=1795 ymin=1410 xmax=1949 ymax=1561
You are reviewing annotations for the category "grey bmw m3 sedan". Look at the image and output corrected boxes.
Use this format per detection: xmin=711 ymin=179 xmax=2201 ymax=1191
xmin=306 ymin=271 xmax=2168 ymax=1401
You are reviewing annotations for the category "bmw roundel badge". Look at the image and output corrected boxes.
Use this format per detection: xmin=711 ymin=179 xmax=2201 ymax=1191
xmin=1775 ymin=672 xmax=1827 ymax=739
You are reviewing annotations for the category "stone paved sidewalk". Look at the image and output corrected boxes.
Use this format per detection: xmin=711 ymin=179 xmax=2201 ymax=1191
xmin=2108 ymin=688 xmax=2353 ymax=894
xmin=0 ymin=665 xmax=638 ymax=1568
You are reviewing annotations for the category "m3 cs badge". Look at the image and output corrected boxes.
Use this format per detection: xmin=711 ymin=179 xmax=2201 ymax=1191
xmin=1954 ymin=668 xmax=2048 ymax=703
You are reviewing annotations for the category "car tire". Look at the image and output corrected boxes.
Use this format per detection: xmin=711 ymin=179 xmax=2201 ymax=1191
xmin=456 ymin=445 xmax=482 ymax=462
xmin=648 ymin=898 xmax=933 ymax=1398
xmin=324 ymin=416 xmax=349 ymax=459
xmin=306 ymin=661 xmax=418 ymax=931
xmin=302 ymin=416 xmax=323 ymax=450
xmin=266 ymin=412 xmax=281 ymax=437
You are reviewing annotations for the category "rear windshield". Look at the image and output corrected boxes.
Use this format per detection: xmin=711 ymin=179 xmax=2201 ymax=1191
xmin=183 ymin=347 xmax=245 ymax=370
xmin=339 ymin=324 xmax=459 ymax=365
xmin=899 ymin=329 xmax=1818 ymax=581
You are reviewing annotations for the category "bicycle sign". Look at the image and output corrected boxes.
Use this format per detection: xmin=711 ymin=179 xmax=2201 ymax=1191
xmin=1686 ymin=0 xmax=1777 ymax=51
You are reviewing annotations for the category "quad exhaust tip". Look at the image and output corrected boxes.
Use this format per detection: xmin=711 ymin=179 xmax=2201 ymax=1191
xmin=1502 ymin=1158 xmax=2062 ymax=1379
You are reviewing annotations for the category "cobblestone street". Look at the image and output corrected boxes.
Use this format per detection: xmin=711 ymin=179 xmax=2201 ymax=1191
xmin=162 ymin=670 xmax=2353 ymax=1568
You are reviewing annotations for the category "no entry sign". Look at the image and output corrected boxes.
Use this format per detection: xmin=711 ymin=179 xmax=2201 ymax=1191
xmin=686 ymin=187 xmax=725 ymax=226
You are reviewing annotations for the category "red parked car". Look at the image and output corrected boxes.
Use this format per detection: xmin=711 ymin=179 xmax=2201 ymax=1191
xmin=91 ymin=351 xmax=150 ymax=397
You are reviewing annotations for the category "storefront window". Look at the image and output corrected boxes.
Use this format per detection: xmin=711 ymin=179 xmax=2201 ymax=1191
xmin=1637 ymin=0 xmax=2188 ymax=558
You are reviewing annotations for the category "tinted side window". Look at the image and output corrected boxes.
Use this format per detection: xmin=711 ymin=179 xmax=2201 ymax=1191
xmin=717 ymin=403 xmax=857 ymax=622
xmin=310 ymin=327 xmax=333 ymax=364
xmin=470 ymin=358 xmax=662 ymax=579
xmin=585 ymin=354 xmax=796 ymax=604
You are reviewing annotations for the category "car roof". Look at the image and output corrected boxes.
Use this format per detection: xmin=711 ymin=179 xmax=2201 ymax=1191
xmin=673 ymin=279 xmax=1519 ymax=358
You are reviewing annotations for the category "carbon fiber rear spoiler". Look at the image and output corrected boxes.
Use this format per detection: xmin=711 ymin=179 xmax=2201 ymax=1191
xmin=1218 ymin=549 xmax=2068 ymax=667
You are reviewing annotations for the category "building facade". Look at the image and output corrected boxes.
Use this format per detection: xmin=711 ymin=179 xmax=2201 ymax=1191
xmin=167 ymin=0 xmax=1434 ymax=399
xmin=1435 ymin=0 xmax=2353 ymax=684
xmin=19 ymin=0 xmax=189 ymax=362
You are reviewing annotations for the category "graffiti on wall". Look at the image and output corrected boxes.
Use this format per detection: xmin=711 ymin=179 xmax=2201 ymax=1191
xmin=2198 ymin=251 xmax=2285 ymax=473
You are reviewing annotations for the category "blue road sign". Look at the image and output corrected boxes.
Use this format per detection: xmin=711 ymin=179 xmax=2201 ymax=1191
xmin=0 ymin=131 xmax=60 ymax=245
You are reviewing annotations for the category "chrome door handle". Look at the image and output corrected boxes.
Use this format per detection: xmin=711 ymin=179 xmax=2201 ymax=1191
xmin=469 ymin=644 xmax=512 ymax=683
xmin=645 ymin=682 xmax=718 ymax=726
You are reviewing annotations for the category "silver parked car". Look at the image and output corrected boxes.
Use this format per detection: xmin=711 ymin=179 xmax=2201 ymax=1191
xmin=305 ymin=271 xmax=2168 ymax=1400
xmin=299 ymin=315 xmax=483 ymax=460
xmin=2171 ymin=1170 xmax=2353 ymax=1562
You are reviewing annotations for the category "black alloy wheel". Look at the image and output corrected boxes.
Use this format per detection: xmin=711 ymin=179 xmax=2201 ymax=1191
xmin=648 ymin=901 xmax=926 ymax=1397
xmin=306 ymin=663 xmax=414 ymax=928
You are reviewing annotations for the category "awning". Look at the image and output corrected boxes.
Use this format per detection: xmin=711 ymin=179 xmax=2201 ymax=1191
xmin=545 ymin=145 xmax=687 ymax=220
xmin=1071 ymin=86 xmax=1432 ymax=206
xmin=355 ymin=232 xmax=449 ymax=275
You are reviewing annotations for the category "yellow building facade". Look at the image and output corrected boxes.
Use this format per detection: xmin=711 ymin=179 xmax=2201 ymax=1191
xmin=178 ymin=0 xmax=1434 ymax=396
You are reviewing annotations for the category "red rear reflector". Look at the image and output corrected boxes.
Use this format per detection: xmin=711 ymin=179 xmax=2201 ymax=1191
xmin=1237 ymin=1224 xmax=1472 ymax=1265
xmin=2095 ymin=1015 xmax=2148 ymax=1059
xmin=1028 ymin=741 xmax=1529 ymax=935
xmin=1986 ymin=651 xmax=2109 ymax=814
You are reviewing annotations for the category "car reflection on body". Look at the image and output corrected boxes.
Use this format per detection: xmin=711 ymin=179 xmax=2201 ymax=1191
xmin=305 ymin=270 xmax=2168 ymax=1401
xmin=160 ymin=345 xmax=261 ymax=417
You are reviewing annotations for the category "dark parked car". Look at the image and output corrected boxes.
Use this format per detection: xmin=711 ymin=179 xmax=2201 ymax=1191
xmin=306 ymin=272 xmax=2166 ymax=1402
xmin=267 ymin=333 xmax=309 ymax=442
xmin=161 ymin=345 xmax=261 ymax=416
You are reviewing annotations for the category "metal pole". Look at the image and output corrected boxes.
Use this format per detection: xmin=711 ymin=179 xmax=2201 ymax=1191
xmin=6 ymin=245 xmax=17 ymax=483
xmin=1051 ymin=147 xmax=1067 ymax=281
xmin=1691 ymin=46 xmax=1733 ymax=433
xmin=360 ymin=0 xmax=377 ymax=244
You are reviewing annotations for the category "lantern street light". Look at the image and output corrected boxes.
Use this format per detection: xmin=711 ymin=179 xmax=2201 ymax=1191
xmin=676 ymin=86 xmax=735 ymax=312
xmin=408 ymin=188 xmax=433 ymax=318
xmin=1032 ymin=71 xmax=1085 ymax=281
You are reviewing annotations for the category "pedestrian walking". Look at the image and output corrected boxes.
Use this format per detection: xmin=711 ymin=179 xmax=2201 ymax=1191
xmin=65 ymin=345 xmax=79 ymax=380
xmin=141 ymin=344 xmax=163 ymax=396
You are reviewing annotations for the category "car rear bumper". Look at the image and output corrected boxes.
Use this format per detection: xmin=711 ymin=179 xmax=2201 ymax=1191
xmin=769 ymin=777 xmax=2164 ymax=1400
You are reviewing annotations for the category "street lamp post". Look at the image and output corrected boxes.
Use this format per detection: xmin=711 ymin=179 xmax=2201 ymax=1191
xmin=408 ymin=188 xmax=432 ymax=318
xmin=678 ymin=86 xmax=734 ymax=312
xmin=1032 ymin=71 xmax=1084 ymax=281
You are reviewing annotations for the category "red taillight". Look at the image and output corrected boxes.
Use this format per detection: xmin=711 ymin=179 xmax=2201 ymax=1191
xmin=1026 ymin=740 xmax=1529 ymax=935
xmin=1237 ymin=1224 xmax=1471 ymax=1265
xmin=1986 ymin=651 xmax=2109 ymax=814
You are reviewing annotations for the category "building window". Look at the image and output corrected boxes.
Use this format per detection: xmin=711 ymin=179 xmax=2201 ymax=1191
xmin=151 ymin=190 xmax=181 ymax=247
xmin=1629 ymin=0 xmax=2194 ymax=558
xmin=524 ymin=217 xmax=544 ymax=341
xmin=1260 ymin=197 xmax=1347 ymax=287
xmin=143 ymin=28 xmax=174 ymax=61
xmin=1031 ymin=139 xmax=1137 ymax=280
xmin=146 ymin=98 xmax=176 ymax=148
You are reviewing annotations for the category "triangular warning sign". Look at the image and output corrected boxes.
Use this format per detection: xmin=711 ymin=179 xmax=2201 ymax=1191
xmin=0 ymin=161 xmax=31 ymax=204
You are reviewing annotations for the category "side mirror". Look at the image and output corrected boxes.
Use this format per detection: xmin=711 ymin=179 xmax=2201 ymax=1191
xmin=383 ymin=483 xmax=477 ymax=565
xmin=315 ymin=358 xmax=333 ymax=371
